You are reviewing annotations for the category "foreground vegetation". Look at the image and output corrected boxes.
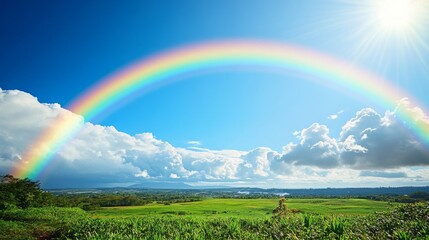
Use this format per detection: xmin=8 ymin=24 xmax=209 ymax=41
xmin=1 ymin=202 xmax=429 ymax=239
xmin=1 ymin=175 xmax=429 ymax=239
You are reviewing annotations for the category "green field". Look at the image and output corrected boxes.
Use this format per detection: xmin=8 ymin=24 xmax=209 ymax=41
xmin=3 ymin=176 xmax=428 ymax=239
xmin=90 ymin=198 xmax=397 ymax=218
xmin=2 ymin=200 xmax=428 ymax=239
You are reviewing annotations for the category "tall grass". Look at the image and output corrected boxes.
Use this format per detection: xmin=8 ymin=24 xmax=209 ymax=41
xmin=1 ymin=202 xmax=428 ymax=239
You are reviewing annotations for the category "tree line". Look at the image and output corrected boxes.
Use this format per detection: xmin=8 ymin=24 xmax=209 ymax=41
xmin=2 ymin=174 xmax=428 ymax=211
xmin=0 ymin=175 xmax=201 ymax=210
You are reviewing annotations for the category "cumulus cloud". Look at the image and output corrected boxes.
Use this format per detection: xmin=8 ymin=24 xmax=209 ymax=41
xmin=0 ymin=89 xmax=275 ymax=187
xmin=328 ymin=110 xmax=344 ymax=120
xmin=1 ymin=89 xmax=429 ymax=188
xmin=0 ymin=89 xmax=82 ymax=170
xmin=278 ymin=105 xmax=429 ymax=170
xmin=339 ymin=106 xmax=429 ymax=169
xmin=280 ymin=123 xmax=340 ymax=168
xmin=177 ymin=147 xmax=244 ymax=180
xmin=237 ymin=147 xmax=277 ymax=179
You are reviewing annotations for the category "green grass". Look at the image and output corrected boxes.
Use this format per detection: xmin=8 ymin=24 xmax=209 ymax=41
xmin=0 ymin=207 xmax=88 ymax=240
xmin=90 ymin=198 xmax=397 ymax=219
xmin=3 ymin=200 xmax=427 ymax=239
xmin=287 ymin=198 xmax=397 ymax=215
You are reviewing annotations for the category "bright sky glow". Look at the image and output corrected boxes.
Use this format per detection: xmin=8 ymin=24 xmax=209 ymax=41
xmin=374 ymin=0 xmax=420 ymax=33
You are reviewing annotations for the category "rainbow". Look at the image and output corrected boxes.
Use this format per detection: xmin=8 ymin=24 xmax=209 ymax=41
xmin=13 ymin=39 xmax=429 ymax=179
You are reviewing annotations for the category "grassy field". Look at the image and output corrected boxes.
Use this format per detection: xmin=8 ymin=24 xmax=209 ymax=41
xmin=3 ymin=200 xmax=428 ymax=239
xmin=90 ymin=198 xmax=397 ymax=218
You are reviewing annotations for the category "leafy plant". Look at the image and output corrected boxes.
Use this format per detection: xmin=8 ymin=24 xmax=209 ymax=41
xmin=303 ymin=213 xmax=314 ymax=228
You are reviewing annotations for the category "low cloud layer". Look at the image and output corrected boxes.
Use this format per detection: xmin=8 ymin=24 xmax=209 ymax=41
xmin=0 ymin=89 xmax=428 ymax=188
xmin=359 ymin=171 xmax=408 ymax=178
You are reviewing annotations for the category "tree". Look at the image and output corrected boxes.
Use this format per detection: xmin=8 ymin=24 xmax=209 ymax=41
xmin=409 ymin=191 xmax=429 ymax=201
xmin=0 ymin=175 xmax=53 ymax=209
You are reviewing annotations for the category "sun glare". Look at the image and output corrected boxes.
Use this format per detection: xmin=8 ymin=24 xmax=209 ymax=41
xmin=373 ymin=0 xmax=422 ymax=34
xmin=339 ymin=0 xmax=429 ymax=73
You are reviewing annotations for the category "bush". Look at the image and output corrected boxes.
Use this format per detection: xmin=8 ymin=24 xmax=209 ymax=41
xmin=0 ymin=175 xmax=53 ymax=209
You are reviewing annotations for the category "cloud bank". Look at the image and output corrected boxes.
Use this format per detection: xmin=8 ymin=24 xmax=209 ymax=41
xmin=0 ymin=89 xmax=428 ymax=188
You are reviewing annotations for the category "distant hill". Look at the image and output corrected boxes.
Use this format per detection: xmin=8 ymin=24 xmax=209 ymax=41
xmin=123 ymin=185 xmax=429 ymax=196
xmin=47 ymin=185 xmax=429 ymax=197
xmin=231 ymin=186 xmax=429 ymax=197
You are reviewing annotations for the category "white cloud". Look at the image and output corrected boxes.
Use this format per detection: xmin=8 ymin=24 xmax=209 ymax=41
xmin=0 ymin=89 xmax=428 ymax=188
xmin=0 ymin=89 xmax=260 ymax=185
xmin=328 ymin=114 xmax=338 ymax=120
xmin=187 ymin=140 xmax=201 ymax=146
xmin=328 ymin=110 xmax=344 ymax=120
xmin=237 ymin=147 xmax=276 ymax=179
xmin=276 ymin=105 xmax=429 ymax=171
xmin=339 ymin=107 xmax=429 ymax=169
xmin=340 ymin=108 xmax=382 ymax=140
xmin=0 ymin=89 xmax=82 ymax=170
xmin=170 ymin=173 xmax=179 ymax=179
xmin=177 ymin=147 xmax=244 ymax=180
xmin=280 ymin=123 xmax=340 ymax=168
xmin=135 ymin=170 xmax=150 ymax=178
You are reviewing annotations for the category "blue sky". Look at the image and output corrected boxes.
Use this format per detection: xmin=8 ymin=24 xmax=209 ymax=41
xmin=1 ymin=0 xmax=429 ymax=188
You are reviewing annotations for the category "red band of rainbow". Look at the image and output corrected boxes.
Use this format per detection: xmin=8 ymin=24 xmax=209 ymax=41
xmin=13 ymin=40 xmax=429 ymax=179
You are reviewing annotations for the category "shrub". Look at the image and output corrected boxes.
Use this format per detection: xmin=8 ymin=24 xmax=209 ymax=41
xmin=0 ymin=175 xmax=53 ymax=209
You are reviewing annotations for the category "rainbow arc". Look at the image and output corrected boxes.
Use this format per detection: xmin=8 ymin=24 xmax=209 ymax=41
xmin=13 ymin=40 xmax=429 ymax=179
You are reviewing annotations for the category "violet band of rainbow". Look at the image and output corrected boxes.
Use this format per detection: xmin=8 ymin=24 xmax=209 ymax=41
xmin=13 ymin=40 xmax=429 ymax=179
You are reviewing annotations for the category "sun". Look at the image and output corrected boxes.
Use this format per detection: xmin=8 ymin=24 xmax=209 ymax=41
xmin=373 ymin=0 xmax=423 ymax=34
xmin=327 ymin=0 xmax=429 ymax=83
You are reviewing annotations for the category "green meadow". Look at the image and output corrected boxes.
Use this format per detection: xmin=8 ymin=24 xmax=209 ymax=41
xmin=3 ymin=198 xmax=429 ymax=239
xmin=90 ymin=198 xmax=397 ymax=218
